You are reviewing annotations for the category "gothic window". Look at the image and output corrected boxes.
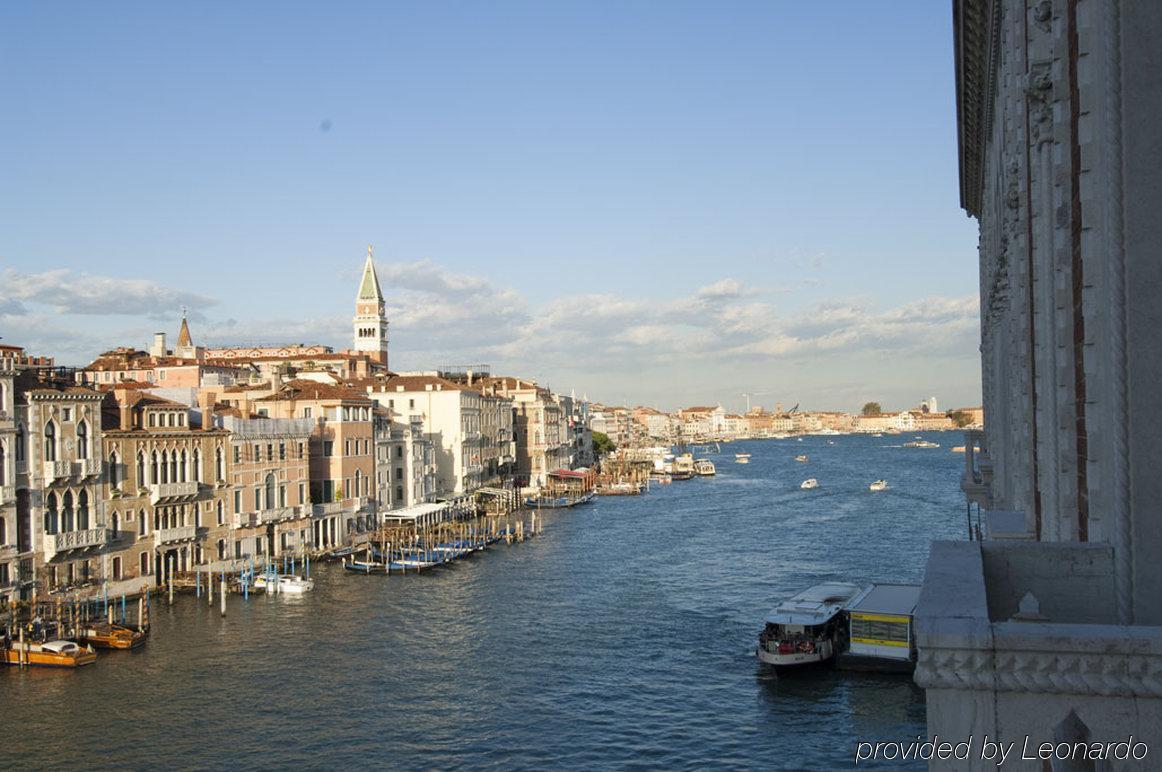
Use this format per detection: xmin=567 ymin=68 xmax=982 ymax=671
xmin=0 ymin=442 xmax=5 ymax=485
xmin=137 ymin=450 xmax=147 ymax=487
xmin=216 ymin=447 xmax=224 ymax=480
xmin=15 ymin=423 xmax=24 ymax=462
xmin=77 ymin=490 xmax=89 ymax=529
xmin=193 ymin=447 xmax=201 ymax=483
xmin=179 ymin=449 xmax=188 ymax=482
xmin=264 ymin=473 xmax=276 ymax=510
xmin=169 ymin=450 xmax=178 ymax=482
xmin=216 ymin=500 xmax=224 ymax=526
xmin=109 ymin=450 xmax=120 ymax=488
xmin=44 ymin=492 xmax=58 ymax=535
xmin=111 ymin=512 xmax=119 ymax=537
xmin=76 ymin=420 xmax=89 ymax=460
xmin=44 ymin=420 xmax=57 ymax=461
xmin=62 ymin=491 xmax=74 ymax=532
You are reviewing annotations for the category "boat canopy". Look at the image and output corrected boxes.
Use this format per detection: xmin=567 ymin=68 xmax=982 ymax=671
xmin=548 ymin=469 xmax=589 ymax=479
xmin=764 ymin=582 xmax=865 ymax=626
xmin=843 ymin=583 xmax=921 ymax=617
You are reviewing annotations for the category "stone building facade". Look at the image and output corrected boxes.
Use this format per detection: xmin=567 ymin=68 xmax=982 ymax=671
xmin=915 ymin=1 xmax=1162 ymax=764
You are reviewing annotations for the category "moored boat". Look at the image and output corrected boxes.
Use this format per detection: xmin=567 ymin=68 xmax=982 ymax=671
xmin=3 ymin=639 xmax=98 ymax=668
xmin=78 ymin=623 xmax=146 ymax=650
xmin=254 ymin=573 xmax=314 ymax=594
xmin=756 ymin=583 xmax=864 ymax=667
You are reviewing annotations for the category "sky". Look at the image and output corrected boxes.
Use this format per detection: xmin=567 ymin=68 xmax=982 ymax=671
xmin=0 ymin=2 xmax=982 ymax=414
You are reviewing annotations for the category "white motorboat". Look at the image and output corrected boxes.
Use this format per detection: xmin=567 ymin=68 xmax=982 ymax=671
xmin=756 ymin=582 xmax=865 ymax=667
xmin=254 ymin=573 xmax=314 ymax=594
xmin=693 ymin=459 xmax=716 ymax=476
xmin=869 ymin=480 xmax=888 ymax=492
xmin=735 ymin=453 xmax=751 ymax=464
xmin=794 ymin=454 xmax=809 ymax=463
xmin=800 ymin=478 xmax=819 ymax=490
xmin=903 ymin=440 xmax=940 ymax=449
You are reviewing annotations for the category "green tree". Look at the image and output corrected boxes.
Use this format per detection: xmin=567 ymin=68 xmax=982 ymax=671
xmin=949 ymin=410 xmax=973 ymax=428
xmin=861 ymin=401 xmax=882 ymax=416
xmin=592 ymin=431 xmax=616 ymax=456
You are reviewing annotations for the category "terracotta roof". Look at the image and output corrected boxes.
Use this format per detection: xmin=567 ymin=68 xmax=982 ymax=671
xmin=369 ymin=374 xmax=465 ymax=393
xmin=256 ymin=378 xmax=372 ymax=403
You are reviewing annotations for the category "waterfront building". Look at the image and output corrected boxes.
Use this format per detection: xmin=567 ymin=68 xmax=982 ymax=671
xmin=365 ymin=374 xmax=484 ymax=495
xmin=479 ymin=376 xmax=570 ymax=488
xmin=216 ymin=414 xmax=314 ymax=562
xmin=15 ymin=371 xmax=108 ymax=596
xmin=99 ymin=388 xmax=232 ymax=591
xmin=250 ymin=379 xmax=377 ymax=549
xmin=915 ymin=0 xmax=1162 ymax=757
xmin=632 ymin=406 xmax=676 ymax=441
xmin=0 ymin=347 xmax=23 ymax=604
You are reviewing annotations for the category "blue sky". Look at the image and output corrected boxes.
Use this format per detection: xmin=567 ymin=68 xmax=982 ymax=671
xmin=0 ymin=2 xmax=981 ymax=413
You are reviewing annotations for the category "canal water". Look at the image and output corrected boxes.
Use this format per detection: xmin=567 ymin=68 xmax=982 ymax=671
xmin=2 ymin=433 xmax=966 ymax=770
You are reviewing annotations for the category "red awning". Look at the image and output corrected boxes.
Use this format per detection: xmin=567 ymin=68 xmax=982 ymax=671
xmin=548 ymin=469 xmax=588 ymax=479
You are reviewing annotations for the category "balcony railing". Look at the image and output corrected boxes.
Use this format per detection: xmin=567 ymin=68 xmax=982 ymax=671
xmin=154 ymin=525 xmax=199 ymax=545
xmin=44 ymin=527 xmax=109 ymax=558
xmin=0 ymin=484 xmax=14 ymax=506
xmin=78 ymin=458 xmax=103 ymax=478
xmin=257 ymin=506 xmax=304 ymax=525
xmin=43 ymin=460 xmax=71 ymax=481
xmin=149 ymin=481 xmax=199 ymax=505
xmin=312 ymin=501 xmax=343 ymax=517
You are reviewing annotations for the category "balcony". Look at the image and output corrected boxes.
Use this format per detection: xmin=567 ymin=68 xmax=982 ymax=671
xmin=149 ymin=481 xmax=199 ymax=505
xmin=0 ymin=484 xmax=14 ymax=506
xmin=44 ymin=527 xmax=109 ymax=559
xmin=256 ymin=506 xmax=304 ymax=525
xmin=154 ymin=524 xmax=199 ymax=546
xmin=312 ymin=501 xmax=343 ymax=517
xmin=43 ymin=460 xmax=71 ymax=481
xmin=78 ymin=458 xmax=103 ymax=478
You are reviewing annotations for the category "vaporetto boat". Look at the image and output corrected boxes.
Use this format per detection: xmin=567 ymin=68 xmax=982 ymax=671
xmin=755 ymin=583 xmax=864 ymax=667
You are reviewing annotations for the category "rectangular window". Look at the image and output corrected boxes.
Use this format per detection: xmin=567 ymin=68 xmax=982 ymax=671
xmin=234 ymin=490 xmax=241 ymax=514
xmin=323 ymin=441 xmax=333 ymax=457
xmin=396 ymin=446 xmax=403 ymax=458
xmin=266 ymin=444 xmax=273 ymax=461
xmin=297 ymin=442 xmax=304 ymax=459
xmin=233 ymin=446 xmax=241 ymax=463
xmin=254 ymin=489 xmax=261 ymax=510
xmin=279 ymin=486 xmax=286 ymax=508
xmin=112 ymin=557 xmax=122 ymax=580
xmin=278 ymin=443 xmax=285 ymax=460
xmin=298 ymin=483 xmax=305 ymax=505
xmin=303 ymin=407 xmax=312 ymax=418
xmin=234 ymin=541 xmax=242 ymax=559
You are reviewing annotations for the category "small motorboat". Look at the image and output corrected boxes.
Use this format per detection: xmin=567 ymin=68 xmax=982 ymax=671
xmin=903 ymin=440 xmax=940 ymax=448
xmin=78 ymin=623 xmax=147 ymax=650
xmin=735 ymin=453 xmax=751 ymax=464
xmin=794 ymin=455 xmax=809 ymax=463
xmin=869 ymin=480 xmax=888 ymax=492
xmin=2 ymin=639 xmax=97 ymax=668
xmin=800 ymin=478 xmax=819 ymax=490
xmin=253 ymin=573 xmax=314 ymax=593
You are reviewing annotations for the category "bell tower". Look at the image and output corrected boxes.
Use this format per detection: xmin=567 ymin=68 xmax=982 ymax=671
xmin=352 ymin=245 xmax=389 ymax=366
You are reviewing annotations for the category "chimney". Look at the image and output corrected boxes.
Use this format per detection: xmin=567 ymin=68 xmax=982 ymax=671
xmin=115 ymin=388 xmax=133 ymax=430
xmin=151 ymin=332 xmax=167 ymax=357
xmin=198 ymin=391 xmax=218 ymax=430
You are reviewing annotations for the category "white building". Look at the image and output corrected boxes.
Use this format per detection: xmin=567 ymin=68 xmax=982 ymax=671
xmin=365 ymin=374 xmax=483 ymax=495
xmin=916 ymin=1 xmax=1162 ymax=762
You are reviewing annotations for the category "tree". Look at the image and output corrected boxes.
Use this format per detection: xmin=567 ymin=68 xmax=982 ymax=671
xmin=592 ymin=431 xmax=616 ymax=457
xmin=949 ymin=410 xmax=973 ymax=428
xmin=861 ymin=402 xmax=882 ymax=416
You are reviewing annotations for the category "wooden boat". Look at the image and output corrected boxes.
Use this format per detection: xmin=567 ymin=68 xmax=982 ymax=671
xmin=524 ymin=490 xmax=595 ymax=508
xmin=344 ymin=559 xmax=387 ymax=574
xmin=3 ymin=639 xmax=97 ymax=668
xmin=79 ymin=623 xmax=146 ymax=650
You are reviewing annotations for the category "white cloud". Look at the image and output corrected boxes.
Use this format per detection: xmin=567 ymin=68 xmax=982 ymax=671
xmin=0 ymin=268 xmax=216 ymax=320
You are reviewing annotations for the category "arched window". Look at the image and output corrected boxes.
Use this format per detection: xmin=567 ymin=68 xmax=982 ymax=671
xmin=159 ymin=450 xmax=168 ymax=483
xmin=62 ymin=491 xmax=74 ymax=532
xmin=137 ymin=450 xmax=146 ymax=487
xmin=78 ymin=490 xmax=89 ymax=529
xmin=109 ymin=450 xmax=120 ymax=489
xmin=265 ymin=473 xmax=276 ymax=510
xmin=215 ymin=447 xmax=224 ymax=480
xmin=179 ymin=449 xmax=188 ymax=482
xmin=216 ymin=500 xmax=224 ymax=526
xmin=193 ymin=447 xmax=202 ymax=483
xmin=139 ymin=508 xmax=148 ymax=536
xmin=0 ymin=441 xmax=5 ymax=485
xmin=76 ymin=420 xmax=89 ymax=460
xmin=111 ymin=512 xmax=120 ymax=537
xmin=151 ymin=450 xmax=159 ymax=484
xmin=15 ymin=423 xmax=24 ymax=462
xmin=169 ymin=450 xmax=178 ymax=483
xmin=44 ymin=420 xmax=57 ymax=461
xmin=44 ymin=492 xmax=58 ymax=535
